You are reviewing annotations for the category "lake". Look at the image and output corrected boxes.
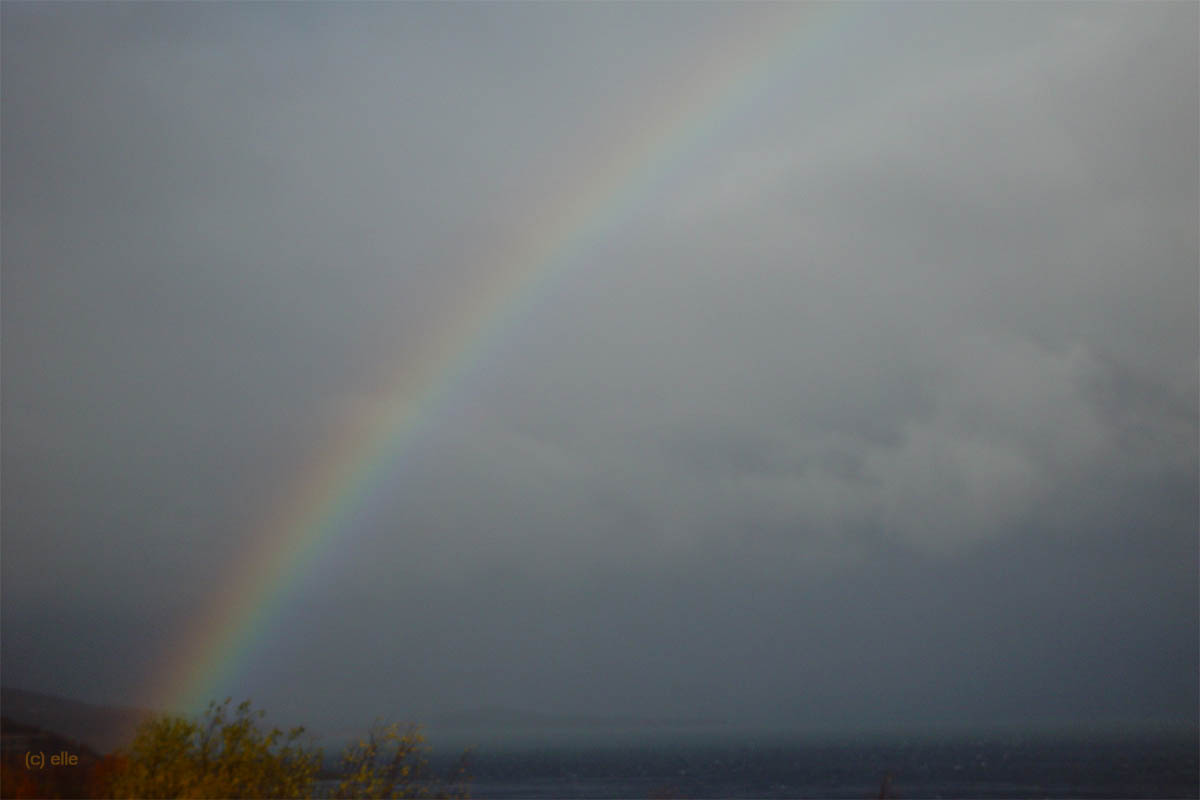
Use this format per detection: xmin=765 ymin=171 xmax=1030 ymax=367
xmin=321 ymin=728 xmax=1199 ymax=798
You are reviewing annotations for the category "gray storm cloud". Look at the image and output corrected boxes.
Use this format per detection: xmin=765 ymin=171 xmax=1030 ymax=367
xmin=3 ymin=1 xmax=1195 ymax=736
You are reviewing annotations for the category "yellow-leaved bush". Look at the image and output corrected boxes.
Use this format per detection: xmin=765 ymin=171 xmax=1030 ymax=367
xmin=100 ymin=698 xmax=470 ymax=799
xmin=334 ymin=722 xmax=470 ymax=799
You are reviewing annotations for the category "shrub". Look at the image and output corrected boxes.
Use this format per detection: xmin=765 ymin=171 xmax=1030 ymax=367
xmin=99 ymin=699 xmax=471 ymax=799
xmin=333 ymin=722 xmax=470 ymax=799
xmin=106 ymin=699 xmax=318 ymax=799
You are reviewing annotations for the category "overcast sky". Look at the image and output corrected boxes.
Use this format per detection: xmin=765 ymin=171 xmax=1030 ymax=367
xmin=3 ymin=2 xmax=1197 ymax=739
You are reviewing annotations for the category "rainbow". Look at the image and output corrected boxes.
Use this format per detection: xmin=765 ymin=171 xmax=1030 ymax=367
xmin=144 ymin=3 xmax=851 ymax=716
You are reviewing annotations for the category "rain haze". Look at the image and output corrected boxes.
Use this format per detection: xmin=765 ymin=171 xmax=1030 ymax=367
xmin=2 ymin=1 xmax=1197 ymax=745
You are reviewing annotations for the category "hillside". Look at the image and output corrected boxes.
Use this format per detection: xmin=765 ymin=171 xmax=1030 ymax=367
xmin=0 ymin=688 xmax=154 ymax=754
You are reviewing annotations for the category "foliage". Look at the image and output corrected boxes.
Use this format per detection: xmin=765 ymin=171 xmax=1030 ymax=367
xmin=86 ymin=754 xmax=130 ymax=798
xmin=105 ymin=698 xmax=318 ymax=799
xmin=333 ymin=722 xmax=471 ymax=799
xmin=91 ymin=698 xmax=471 ymax=799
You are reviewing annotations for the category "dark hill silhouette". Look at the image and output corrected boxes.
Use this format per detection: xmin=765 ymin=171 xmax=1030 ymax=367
xmin=426 ymin=705 xmax=727 ymax=730
xmin=0 ymin=688 xmax=154 ymax=754
xmin=0 ymin=716 xmax=101 ymax=759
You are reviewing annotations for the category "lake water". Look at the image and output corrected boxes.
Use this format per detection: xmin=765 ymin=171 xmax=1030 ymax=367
xmin=402 ymin=729 xmax=1198 ymax=799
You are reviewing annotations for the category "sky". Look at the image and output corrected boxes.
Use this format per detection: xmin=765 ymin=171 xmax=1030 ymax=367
xmin=2 ymin=2 xmax=1197 ymax=739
